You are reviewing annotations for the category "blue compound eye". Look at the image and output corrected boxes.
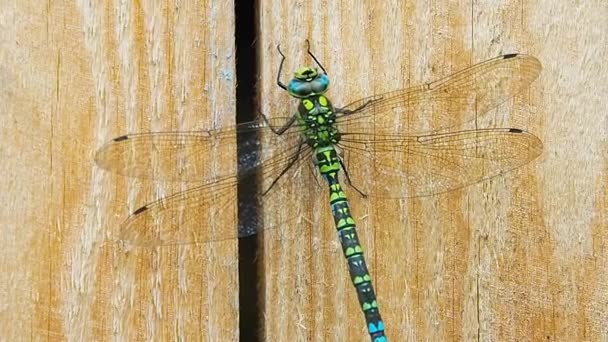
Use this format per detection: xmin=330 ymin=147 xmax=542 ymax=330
xmin=288 ymin=74 xmax=330 ymax=97
xmin=311 ymin=74 xmax=329 ymax=94
xmin=288 ymin=79 xmax=312 ymax=97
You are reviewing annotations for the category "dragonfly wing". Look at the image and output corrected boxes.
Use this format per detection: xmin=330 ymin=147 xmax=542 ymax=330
xmin=339 ymin=128 xmax=543 ymax=198
xmin=94 ymin=117 xmax=304 ymax=182
xmin=337 ymin=54 xmax=542 ymax=135
xmin=116 ymin=140 xmax=314 ymax=246
xmin=119 ymin=176 xmax=240 ymax=246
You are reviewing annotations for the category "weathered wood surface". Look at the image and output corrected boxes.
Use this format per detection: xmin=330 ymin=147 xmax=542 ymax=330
xmin=258 ymin=0 xmax=607 ymax=341
xmin=0 ymin=1 xmax=238 ymax=340
xmin=1 ymin=0 xmax=607 ymax=341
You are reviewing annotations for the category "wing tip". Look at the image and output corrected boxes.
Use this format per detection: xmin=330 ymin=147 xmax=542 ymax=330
xmin=113 ymin=135 xmax=129 ymax=142
xmin=132 ymin=205 xmax=148 ymax=216
xmin=503 ymin=53 xmax=519 ymax=59
xmin=508 ymin=128 xmax=524 ymax=133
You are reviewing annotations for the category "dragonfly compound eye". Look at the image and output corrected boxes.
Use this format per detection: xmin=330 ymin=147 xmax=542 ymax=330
xmin=288 ymin=79 xmax=313 ymax=97
xmin=310 ymin=74 xmax=330 ymax=94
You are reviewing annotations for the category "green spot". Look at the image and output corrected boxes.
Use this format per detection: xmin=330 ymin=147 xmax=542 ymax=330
xmin=363 ymin=274 xmax=371 ymax=282
xmin=353 ymin=276 xmax=364 ymax=284
xmin=355 ymin=246 xmax=363 ymax=253
xmin=362 ymin=302 xmax=371 ymax=310
xmin=345 ymin=247 xmax=355 ymax=256
xmin=303 ymin=99 xmax=314 ymax=110
xmin=319 ymin=96 xmax=328 ymax=106
xmin=320 ymin=165 xmax=332 ymax=173
xmin=330 ymin=192 xmax=340 ymax=202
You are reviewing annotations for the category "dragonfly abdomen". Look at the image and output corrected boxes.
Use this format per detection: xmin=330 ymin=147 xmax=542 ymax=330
xmin=315 ymin=146 xmax=387 ymax=341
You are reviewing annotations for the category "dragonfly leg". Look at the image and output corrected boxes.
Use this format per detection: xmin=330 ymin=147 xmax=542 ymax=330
xmin=305 ymin=39 xmax=327 ymax=75
xmin=262 ymin=140 xmax=305 ymax=196
xmin=276 ymin=44 xmax=288 ymax=91
xmin=335 ymin=97 xmax=383 ymax=115
xmin=259 ymin=111 xmax=297 ymax=135
xmin=339 ymin=158 xmax=368 ymax=198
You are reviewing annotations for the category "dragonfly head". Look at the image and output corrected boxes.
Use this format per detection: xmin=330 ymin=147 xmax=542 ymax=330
xmin=288 ymin=66 xmax=330 ymax=98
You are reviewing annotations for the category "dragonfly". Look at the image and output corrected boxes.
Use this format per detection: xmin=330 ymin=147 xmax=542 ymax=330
xmin=95 ymin=42 xmax=543 ymax=342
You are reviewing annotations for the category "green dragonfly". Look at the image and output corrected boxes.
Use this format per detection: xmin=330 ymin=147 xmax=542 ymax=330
xmin=95 ymin=44 xmax=542 ymax=341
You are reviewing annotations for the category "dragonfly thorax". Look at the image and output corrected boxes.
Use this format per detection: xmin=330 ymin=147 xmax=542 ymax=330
xmin=297 ymin=95 xmax=341 ymax=148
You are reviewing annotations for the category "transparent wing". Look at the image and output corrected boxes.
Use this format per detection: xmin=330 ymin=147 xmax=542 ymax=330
xmin=95 ymin=115 xmax=316 ymax=246
xmin=114 ymin=143 xmax=315 ymax=246
xmin=118 ymin=175 xmax=239 ymax=246
xmin=95 ymin=116 xmax=305 ymax=182
xmin=337 ymin=54 xmax=542 ymax=135
xmin=339 ymin=128 xmax=543 ymax=198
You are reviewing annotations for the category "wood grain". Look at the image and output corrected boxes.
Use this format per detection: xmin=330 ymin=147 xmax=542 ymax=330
xmin=0 ymin=1 xmax=237 ymax=340
xmin=258 ymin=0 xmax=607 ymax=341
xmin=1 ymin=0 xmax=607 ymax=341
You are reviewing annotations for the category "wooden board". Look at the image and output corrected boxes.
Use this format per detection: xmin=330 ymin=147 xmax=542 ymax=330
xmin=0 ymin=1 xmax=238 ymax=340
xmin=258 ymin=0 xmax=608 ymax=341
xmin=1 ymin=0 xmax=607 ymax=341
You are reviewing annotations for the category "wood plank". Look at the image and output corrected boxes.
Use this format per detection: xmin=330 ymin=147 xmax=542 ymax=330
xmin=257 ymin=0 xmax=607 ymax=340
xmin=2 ymin=0 xmax=607 ymax=341
xmin=0 ymin=1 xmax=238 ymax=340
